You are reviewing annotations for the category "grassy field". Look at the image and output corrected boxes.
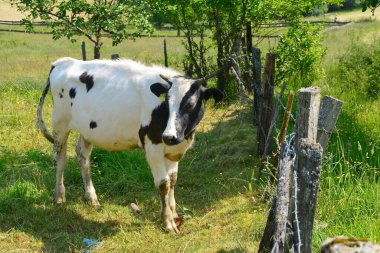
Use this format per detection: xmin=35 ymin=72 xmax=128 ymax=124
xmin=1 ymin=3 xmax=380 ymax=252
xmin=0 ymin=20 xmax=266 ymax=252
xmin=0 ymin=83 xmax=264 ymax=252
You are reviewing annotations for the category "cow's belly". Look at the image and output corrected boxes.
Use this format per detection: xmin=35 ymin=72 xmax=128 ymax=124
xmin=66 ymin=89 xmax=145 ymax=151
xmin=70 ymin=110 xmax=142 ymax=151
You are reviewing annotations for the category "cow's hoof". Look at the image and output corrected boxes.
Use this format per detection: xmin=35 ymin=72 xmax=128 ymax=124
xmin=86 ymin=197 xmax=100 ymax=206
xmin=164 ymin=221 xmax=180 ymax=234
xmin=85 ymin=192 xmax=100 ymax=206
xmin=55 ymin=186 xmax=66 ymax=204
xmin=55 ymin=196 xmax=66 ymax=204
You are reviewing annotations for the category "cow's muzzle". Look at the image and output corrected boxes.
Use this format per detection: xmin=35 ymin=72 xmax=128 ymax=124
xmin=162 ymin=134 xmax=181 ymax=146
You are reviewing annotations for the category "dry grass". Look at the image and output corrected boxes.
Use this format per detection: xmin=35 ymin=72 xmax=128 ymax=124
xmin=0 ymin=0 xmax=29 ymax=21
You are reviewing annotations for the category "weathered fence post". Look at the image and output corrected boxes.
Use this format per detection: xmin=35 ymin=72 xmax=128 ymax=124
xmin=259 ymin=86 xmax=343 ymax=253
xmin=317 ymin=96 xmax=343 ymax=152
xmin=252 ymin=47 xmax=262 ymax=125
xmin=81 ymin=41 xmax=86 ymax=61
xmin=296 ymin=87 xmax=321 ymax=142
xmin=257 ymin=53 xmax=275 ymax=157
xmin=292 ymin=87 xmax=323 ymax=253
xmin=293 ymin=138 xmax=323 ymax=253
xmin=259 ymin=136 xmax=295 ymax=253
xmin=164 ymin=39 xmax=168 ymax=67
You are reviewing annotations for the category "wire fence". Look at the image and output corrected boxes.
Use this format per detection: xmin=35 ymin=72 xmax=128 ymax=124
xmin=227 ymin=49 xmax=343 ymax=252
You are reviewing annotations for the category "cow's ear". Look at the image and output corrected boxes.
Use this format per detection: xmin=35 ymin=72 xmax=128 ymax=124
xmin=150 ymin=82 xmax=170 ymax=97
xmin=203 ymin=87 xmax=223 ymax=104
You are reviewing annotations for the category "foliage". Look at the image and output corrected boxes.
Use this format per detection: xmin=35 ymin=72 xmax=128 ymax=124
xmin=158 ymin=0 xmax=343 ymax=93
xmin=361 ymin=0 xmax=380 ymax=15
xmin=10 ymin=0 xmax=153 ymax=59
xmin=334 ymin=38 xmax=380 ymax=99
xmin=170 ymin=0 xmax=213 ymax=77
xmin=276 ymin=22 xmax=326 ymax=88
xmin=328 ymin=0 xmax=361 ymax=12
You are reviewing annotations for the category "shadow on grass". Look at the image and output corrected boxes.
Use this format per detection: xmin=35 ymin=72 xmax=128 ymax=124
xmin=0 ymin=149 xmax=120 ymax=252
xmin=0 ymin=106 xmax=258 ymax=251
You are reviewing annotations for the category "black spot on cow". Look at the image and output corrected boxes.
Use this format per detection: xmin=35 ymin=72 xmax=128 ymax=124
xmin=79 ymin=72 xmax=94 ymax=92
xmin=71 ymin=102 xmax=73 ymax=107
xmin=138 ymin=102 xmax=169 ymax=147
xmin=59 ymin=92 xmax=63 ymax=98
xmin=61 ymin=88 xmax=64 ymax=93
xmin=89 ymin=121 xmax=97 ymax=129
xmin=69 ymin=88 xmax=76 ymax=99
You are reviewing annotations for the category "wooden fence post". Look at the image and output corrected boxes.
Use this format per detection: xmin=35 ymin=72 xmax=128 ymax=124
xmin=257 ymin=53 xmax=275 ymax=157
xmin=317 ymin=96 xmax=343 ymax=152
xmin=259 ymin=139 xmax=294 ymax=253
xmin=164 ymin=39 xmax=168 ymax=67
xmin=294 ymin=138 xmax=323 ymax=253
xmin=252 ymin=47 xmax=262 ymax=125
xmin=81 ymin=41 xmax=86 ymax=61
xmin=259 ymin=86 xmax=343 ymax=253
xmin=292 ymin=87 xmax=322 ymax=253
xmin=296 ymin=87 xmax=321 ymax=142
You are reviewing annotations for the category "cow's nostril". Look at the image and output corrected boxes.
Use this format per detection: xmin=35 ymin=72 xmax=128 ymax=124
xmin=163 ymin=134 xmax=179 ymax=145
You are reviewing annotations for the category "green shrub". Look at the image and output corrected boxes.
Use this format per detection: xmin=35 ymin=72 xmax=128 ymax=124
xmin=335 ymin=38 xmax=380 ymax=99
xmin=276 ymin=22 xmax=326 ymax=89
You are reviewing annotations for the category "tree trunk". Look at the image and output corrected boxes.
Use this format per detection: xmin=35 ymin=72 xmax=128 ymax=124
xmin=246 ymin=22 xmax=253 ymax=55
xmin=252 ymin=47 xmax=262 ymax=125
xmin=215 ymin=9 xmax=228 ymax=91
xmin=94 ymin=40 xmax=102 ymax=59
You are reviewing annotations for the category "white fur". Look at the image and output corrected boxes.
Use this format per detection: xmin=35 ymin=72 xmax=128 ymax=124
xmin=50 ymin=57 xmax=180 ymax=150
xmin=163 ymin=77 xmax=193 ymax=138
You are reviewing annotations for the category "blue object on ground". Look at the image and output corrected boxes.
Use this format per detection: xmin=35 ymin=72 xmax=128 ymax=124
xmin=82 ymin=238 xmax=103 ymax=253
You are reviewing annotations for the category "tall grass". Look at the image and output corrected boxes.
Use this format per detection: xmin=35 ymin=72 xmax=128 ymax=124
xmin=312 ymin=25 xmax=380 ymax=249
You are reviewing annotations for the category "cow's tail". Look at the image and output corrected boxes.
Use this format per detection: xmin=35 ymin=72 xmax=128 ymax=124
xmin=36 ymin=66 xmax=55 ymax=144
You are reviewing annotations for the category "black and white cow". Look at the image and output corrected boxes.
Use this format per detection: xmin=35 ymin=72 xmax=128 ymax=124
xmin=37 ymin=57 xmax=223 ymax=233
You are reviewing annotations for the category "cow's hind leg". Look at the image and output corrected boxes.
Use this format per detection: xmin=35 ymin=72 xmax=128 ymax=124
xmin=54 ymin=130 xmax=69 ymax=204
xmin=76 ymin=135 xmax=99 ymax=206
xmin=145 ymin=144 xmax=179 ymax=233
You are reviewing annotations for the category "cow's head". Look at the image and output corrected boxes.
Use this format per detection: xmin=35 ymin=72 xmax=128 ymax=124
xmin=150 ymin=75 xmax=223 ymax=146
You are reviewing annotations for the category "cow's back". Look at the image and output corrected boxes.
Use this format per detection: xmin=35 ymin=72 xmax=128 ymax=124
xmin=49 ymin=57 xmax=178 ymax=151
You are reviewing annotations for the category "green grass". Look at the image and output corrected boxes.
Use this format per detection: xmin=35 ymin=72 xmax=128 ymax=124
xmin=0 ymin=79 xmax=266 ymax=251
xmin=311 ymin=18 xmax=380 ymax=249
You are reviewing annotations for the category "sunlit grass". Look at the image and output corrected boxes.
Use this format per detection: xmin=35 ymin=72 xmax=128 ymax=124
xmin=1 ymin=6 xmax=380 ymax=251
xmin=0 ymin=78 xmax=266 ymax=252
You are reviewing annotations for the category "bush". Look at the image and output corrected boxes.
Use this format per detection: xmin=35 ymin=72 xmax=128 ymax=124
xmin=334 ymin=38 xmax=380 ymax=99
xmin=276 ymin=22 xmax=326 ymax=89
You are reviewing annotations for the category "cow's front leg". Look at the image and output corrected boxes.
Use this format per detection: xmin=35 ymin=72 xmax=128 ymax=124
xmin=53 ymin=131 xmax=69 ymax=204
xmin=158 ymin=178 xmax=179 ymax=233
xmin=76 ymin=135 xmax=99 ymax=206
xmin=166 ymin=160 xmax=178 ymax=219
xmin=145 ymin=143 xmax=179 ymax=233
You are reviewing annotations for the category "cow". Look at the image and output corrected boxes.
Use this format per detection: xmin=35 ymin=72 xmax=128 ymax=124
xmin=36 ymin=57 xmax=225 ymax=233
